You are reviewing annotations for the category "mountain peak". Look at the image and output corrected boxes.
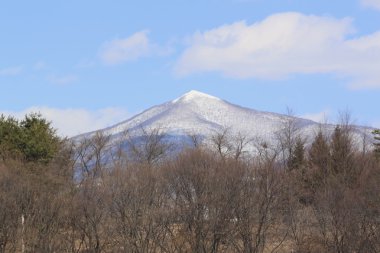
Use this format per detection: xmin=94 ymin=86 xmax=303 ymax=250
xmin=78 ymin=89 xmax=371 ymax=153
xmin=172 ymin=90 xmax=221 ymax=103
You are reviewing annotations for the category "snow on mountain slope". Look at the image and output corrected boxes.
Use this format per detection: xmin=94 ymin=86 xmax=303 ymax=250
xmin=77 ymin=90 xmax=373 ymax=148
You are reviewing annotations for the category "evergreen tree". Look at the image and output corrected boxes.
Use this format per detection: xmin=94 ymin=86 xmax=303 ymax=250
xmin=20 ymin=113 xmax=60 ymax=163
xmin=309 ymin=130 xmax=330 ymax=176
xmin=330 ymin=126 xmax=356 ymax=185
xmin=0 ymin=113 xmax=61 ymax=163
xmin=0 ymin=115 xmax=23 ymax=160
xmin=373 ymin=129 xmax=380 ymax=159
xmin=287 ymin=137 xmax=305 ymax=171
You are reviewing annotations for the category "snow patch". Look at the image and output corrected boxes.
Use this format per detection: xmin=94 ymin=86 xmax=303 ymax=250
xmin=172 ymin=90 xmax=221 ymax=103
xmin=75 ymin=90 xmax=373 ymax=151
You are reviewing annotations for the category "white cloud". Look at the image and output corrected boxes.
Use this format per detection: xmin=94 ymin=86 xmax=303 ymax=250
xmin=175 ymin=12 xmax=380 ymax=89
xmin=100 ymin=30 xmax=153 ymax=65
xmin=361 ymin=0 xmax=380 ymax=10
xmin=0 ymin=66 xmax=23 ymax=76
xmin=302 ymin=109 xmax=331 ymax=123
xmin=1 ymin=107 xmax=129 ymax=137
xmin=47 ymin=74 xmax=78 ymax=85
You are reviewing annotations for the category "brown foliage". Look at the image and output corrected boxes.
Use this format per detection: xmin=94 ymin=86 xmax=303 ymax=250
xmin=0 ymin=124 xmax=379 ymax=253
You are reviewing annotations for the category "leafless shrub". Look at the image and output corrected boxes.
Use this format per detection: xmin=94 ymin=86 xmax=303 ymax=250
xmin=125 ymin=126 xmax=174 ymax=166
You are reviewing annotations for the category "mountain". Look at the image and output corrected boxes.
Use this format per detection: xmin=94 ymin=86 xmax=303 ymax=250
xmin=76 ymin=90 xmax=373 ymax=150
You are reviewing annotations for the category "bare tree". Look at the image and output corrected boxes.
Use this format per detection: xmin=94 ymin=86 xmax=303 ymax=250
xmin=74 ymin=131 xmax=112 ymax=179
xmin=186 ymin=132 xmax=203 ymax=149
xmin=0 ymin=165 xmax=19 ymax=253
xmin=210 ymin=128 xmax=252 ymax=161
xmin=276 ymin=109 xmax=302 ymax=170
xmin=126 ymin=126 xmax=173 ymax=166
xmin=163 ymin=148 xmax=237 ymax=252
xmin=232 ymin=154 xmax=287 ymax=253
xmin=107 ymin=164 xmax=168 ymax=253
xmin=232 ymin=132 xmax=251 ymax=161
xmin=211 ymin=128 xmax=234 ymax=160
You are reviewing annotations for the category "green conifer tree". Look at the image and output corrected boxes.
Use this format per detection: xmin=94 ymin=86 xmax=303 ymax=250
xmin=373 ymin=129 xmax=380 ymax=159
xmin=309 ymin=130 xmax=330 ymax=176
xmin=287 ymin=137 xmax=305 ymax=171
xmin=0 ymin=113 xmax=61 ymax=163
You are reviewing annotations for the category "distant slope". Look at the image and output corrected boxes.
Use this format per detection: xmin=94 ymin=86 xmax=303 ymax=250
xmin=75 ymin=90 xmax=373 ymax=149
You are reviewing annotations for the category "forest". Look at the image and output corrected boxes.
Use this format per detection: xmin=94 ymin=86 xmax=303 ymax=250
xmin=0 ymin=113 xmax=379 ymax=253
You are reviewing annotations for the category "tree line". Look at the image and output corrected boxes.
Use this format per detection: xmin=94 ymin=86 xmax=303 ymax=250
xmin=0 ymin=113 xmax=379 ymax=253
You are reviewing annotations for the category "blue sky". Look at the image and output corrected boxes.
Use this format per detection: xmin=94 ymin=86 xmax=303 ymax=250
xmin=1 ymin=0 xmax=380 ymax=136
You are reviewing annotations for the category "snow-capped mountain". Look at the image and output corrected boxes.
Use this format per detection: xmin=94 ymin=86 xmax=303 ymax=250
xmin=77 ymin=90 xmax=373 ymax=149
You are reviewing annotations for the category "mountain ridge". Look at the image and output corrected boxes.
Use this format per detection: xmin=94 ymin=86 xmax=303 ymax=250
xmin=75 ymin=90 xmax=373 ymax=149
